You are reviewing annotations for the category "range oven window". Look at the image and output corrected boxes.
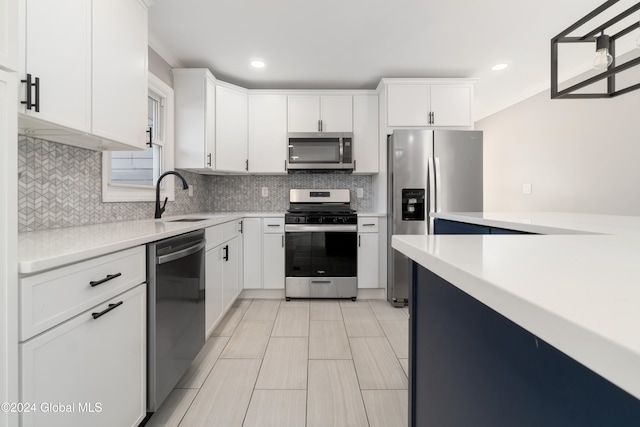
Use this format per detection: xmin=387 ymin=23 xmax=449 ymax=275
xmin=286 ymin=231 xmax=357 ymax=277
xmin=288 ymin=137 xmax=341 ymax=164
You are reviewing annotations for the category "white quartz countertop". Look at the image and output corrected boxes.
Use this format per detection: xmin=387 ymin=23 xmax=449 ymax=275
xmin=18 ymin=212 xmax=284 ymax=274
xmin=393 ymin=211 xmax=640 ymax=400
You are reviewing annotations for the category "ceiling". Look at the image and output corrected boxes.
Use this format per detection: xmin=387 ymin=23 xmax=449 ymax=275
xmin=148 ymin=0 xmax=632 ymax=120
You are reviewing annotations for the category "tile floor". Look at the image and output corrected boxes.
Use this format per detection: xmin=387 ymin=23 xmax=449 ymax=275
xmin=146 ymin=298 xmax=409 ymax=427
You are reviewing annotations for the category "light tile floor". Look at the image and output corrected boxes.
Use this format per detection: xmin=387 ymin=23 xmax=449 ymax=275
xmin=146 ymin=298 xmax=409 ymax=427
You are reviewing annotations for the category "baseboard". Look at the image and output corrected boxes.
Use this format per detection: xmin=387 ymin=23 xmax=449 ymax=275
xmin=239 ymin=288 xmax=386 ymax=300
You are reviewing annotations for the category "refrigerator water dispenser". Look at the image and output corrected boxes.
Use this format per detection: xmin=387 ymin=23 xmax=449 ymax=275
xmin=402 ymin=189 xmax=425 ymax=221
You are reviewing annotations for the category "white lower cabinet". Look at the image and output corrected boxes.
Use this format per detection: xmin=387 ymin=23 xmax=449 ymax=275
xmin=20 ymin=284 xmax=146 ymax=427
xmin=241 ymin=218 xmax=262 ymax=289
xmin=205 ymin=220 xmax=242 ymax=336
xmin=242 ymin=217 xmax=284 ymax=290
xmin=263 ymin=233 xmax=284 ymax=289
xmin=222 ymin=236 xmax=240 ymax=311
xmin=205 ymin=246 xmax=223 ymax=336
xmin=358 ymin=217 xmax=380 ymax=289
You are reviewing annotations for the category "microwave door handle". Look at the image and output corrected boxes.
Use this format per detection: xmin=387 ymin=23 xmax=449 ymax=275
xmin=428 ymin=157 xmax=436 ymax=234
xmin=339 ymin=138 xmax=344 ymax=164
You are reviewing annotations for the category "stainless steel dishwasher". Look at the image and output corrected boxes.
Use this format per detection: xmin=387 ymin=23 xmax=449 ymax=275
xmin=147 ymin=230 xmax=206 ymax=413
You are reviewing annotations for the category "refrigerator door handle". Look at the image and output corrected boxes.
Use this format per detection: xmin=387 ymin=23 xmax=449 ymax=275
xmin=434 ymin=157 xmax=442 ymax=214
xmin=428 ymin=157 xmax=436 ymax=234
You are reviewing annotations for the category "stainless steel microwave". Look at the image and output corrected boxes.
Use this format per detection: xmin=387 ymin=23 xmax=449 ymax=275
xmin=287 ymin=132 xmax=354 ymax=172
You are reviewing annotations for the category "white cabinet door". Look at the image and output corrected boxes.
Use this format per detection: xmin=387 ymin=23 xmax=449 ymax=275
xmin=386 ymin=84 xmax=431 ymax=127
xmin=352 ymin=94 xmax=378 ymax=173
xmin=0 ymin=0 xmax=17 ymax=71
xmin=242 ymin=218 xmax=262 ymax=289
xmin=429 ymin=85 xmax=473 ymax=127
xmin=263 ymin=233 xmax=284 ymax=289
xmin=287 ymin=95 xmax=320 ymax=132
xmin=248 ymin=94 xmax=287 ymax=173
xmin=320 ymin=95 xmax=352 ymax=132
xmin=92 ymin=0 xmax=148 ymax=149
xmin=357 ymin=233 xmax=379 ymax=289
xmin=216 ymin=85 xmax=248 ymax=172
xmin=21 ymin=0 xmax=91 ymax=132
xmin=20 ymin=285 xmax=146 ymax=427
xmin=173 ymin=69 xmax=216 ymax=171
xmin=205 ymin=246 xmax=224 ymax=336
xmin=222 ymin=237 xmax=240 ymax=311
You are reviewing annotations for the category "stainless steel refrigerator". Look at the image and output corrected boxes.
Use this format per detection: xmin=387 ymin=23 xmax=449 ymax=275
xmin=387 ymin=129 xmax=483 ymax=306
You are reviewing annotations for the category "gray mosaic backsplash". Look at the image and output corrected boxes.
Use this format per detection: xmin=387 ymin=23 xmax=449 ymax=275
xmin=18 ymin=137 xmax=210 ymax=232
xmin=209 ymin=175 xmax=373 ymax=213
xmin=18 ymin=137 xmax=374 ymax=232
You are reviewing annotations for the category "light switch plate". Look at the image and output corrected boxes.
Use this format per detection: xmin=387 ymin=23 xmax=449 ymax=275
xmin=522 ymin=183 xmax=532 ymax=195
xmin=188 ymin=185 xmax=194 ymax=197
xmin=262 ymin=187 xmax=268 ymax=197
xmin=356 ymin=188 xmax=364 ymax=198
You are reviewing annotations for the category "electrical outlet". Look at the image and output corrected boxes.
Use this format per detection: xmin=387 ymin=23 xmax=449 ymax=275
xmin=188 ymin=184 xmax=194 ymax=197
xmin=356 ymin=188 xmax=364 ymax=198
xmin=262 ymin=187 xmax=268 ymax=197
xmin=522 ymin=183 xmax=532 ymax=195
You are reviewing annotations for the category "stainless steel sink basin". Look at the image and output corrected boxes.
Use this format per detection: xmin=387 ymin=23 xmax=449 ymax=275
xmin=165 ymin=218 xmax=208 ymax=222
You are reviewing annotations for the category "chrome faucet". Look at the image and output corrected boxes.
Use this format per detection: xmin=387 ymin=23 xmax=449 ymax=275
xmin=155 ymin=171 xmax=189 ymax=219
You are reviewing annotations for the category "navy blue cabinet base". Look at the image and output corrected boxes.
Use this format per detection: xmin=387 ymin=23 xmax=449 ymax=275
xmin=434 ymin=218 xmax=531 ymax=234
xmin=408 ymin=262 xmax=640 ymax=426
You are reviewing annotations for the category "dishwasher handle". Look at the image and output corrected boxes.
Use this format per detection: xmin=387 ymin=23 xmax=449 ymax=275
xmin=156 ymin=240 xmax=206 ymax=265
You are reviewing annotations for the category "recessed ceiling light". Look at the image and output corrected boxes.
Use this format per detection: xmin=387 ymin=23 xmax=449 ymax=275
xmin=491 ymin=63 xmax=509 ymax=71
xmin=251 ymin=60 xmax=265 ymax=68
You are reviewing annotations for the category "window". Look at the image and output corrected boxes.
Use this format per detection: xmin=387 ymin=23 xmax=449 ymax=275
xmin=102 ymin=72 xmax=174 ymax=202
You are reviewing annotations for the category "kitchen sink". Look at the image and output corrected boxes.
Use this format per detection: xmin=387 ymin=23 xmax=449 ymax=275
xmin=165 ymin=218 xmax=208 ymax=222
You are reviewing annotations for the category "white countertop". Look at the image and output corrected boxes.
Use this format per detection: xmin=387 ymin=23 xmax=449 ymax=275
xmin=18 ymin=212 xmax=284 ymax=274
xmin=392 ymin=211 xmax=640 ymax=400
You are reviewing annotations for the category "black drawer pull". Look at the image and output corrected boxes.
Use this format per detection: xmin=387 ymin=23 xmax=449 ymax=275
xmin=363 ymin=223 xmax=376 ymax=226
xmin=91 ymin=301 xmax=123 ymax=319
xmin=267 ymin=224 xmax=281 ymax=227
xmin=223 ymin=245 xmax=229 ymax=261
xmin=90 ymin=273 xmax=122 ymax=287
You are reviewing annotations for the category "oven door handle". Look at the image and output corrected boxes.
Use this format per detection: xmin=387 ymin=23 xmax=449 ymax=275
xmin=285 ymin=224 xmax=357 ymax=233
xmin=156 ymin=240 xmax=206 ymax=265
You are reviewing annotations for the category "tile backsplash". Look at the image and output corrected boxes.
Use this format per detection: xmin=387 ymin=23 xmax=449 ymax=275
xmin=18 ymin=137 xmax=210 ymax=232
xmin=18 ymin=137 xmax=374 ymax=232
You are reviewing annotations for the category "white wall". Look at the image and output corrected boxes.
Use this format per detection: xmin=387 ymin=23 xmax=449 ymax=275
xmin=477 ymin=88 xmax=640 ymax=215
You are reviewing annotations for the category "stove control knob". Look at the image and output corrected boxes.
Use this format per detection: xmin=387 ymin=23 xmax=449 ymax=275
xmin=342 ymin=218 xmax=348 ymax=223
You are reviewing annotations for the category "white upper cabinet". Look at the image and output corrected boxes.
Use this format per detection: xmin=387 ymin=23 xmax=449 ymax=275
xmin=386 ymin=80 xmax=474 ymax=128
xmin=429 ymin=85 xmax=473 ymax=127
xmin=352 ymin=94 xmax=378 ymax=173
xmin=248 ymin=94 xmax=287 ymax=174
xmin=0 ymin=0 xmax=18 ymax=71
xmin=19 ymin=0 xmax=92 ymax=133
xmin=173 ymin=68 xmax=216 ymax=172
xmin=18 ymin=0 xmax=148 ymax=150
xmin=320 ymin=95 xmax=353 ymax=132
xmin=215 ymin=84 xmax=248 ymax=172
xmin=92 ymin=0 xmax=148 ymax=149
xmin=287 ymin=95 xmax=353 ymax=132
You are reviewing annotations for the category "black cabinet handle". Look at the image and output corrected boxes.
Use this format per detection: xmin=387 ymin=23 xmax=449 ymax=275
xmin=267 ymin=224 xmax=280 ymax=227
xmin=89 ymin=273 xmax=122 ymax=287
xmin=223 ymin=245 xmax=229 ymax=261
xmin=92 ymin=301 xmax=123 ymax=319
xmin=363 ymin=223 xmax=376 ymax=227
xmin=146 ymin=127 xmax=153 ymax=148
xmin=207 ymin=153 xmax=212 ymax=167
xmin=34 ymin=76 xmax=40 ymax=112
xmin=245 ymin=159 xmax=249 ymax=171
xmin=21 ymin=74 xmax=41 ymax=112
xmin=358 ymin=235 xmax=361 ymax=247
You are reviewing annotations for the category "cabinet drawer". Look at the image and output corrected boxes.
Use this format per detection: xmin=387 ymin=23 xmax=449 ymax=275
xmin=263 ymin=217 xmax=284 ymax=233
xmin=20 ymin=246 xmax=145 ymax=341
xmin=358 ymin=217 xmax=379 ymax=233
xmin=206 ymin=225 xmax=225 ymax=249
xmin=223 ymin=219 xmax=241 ymax=241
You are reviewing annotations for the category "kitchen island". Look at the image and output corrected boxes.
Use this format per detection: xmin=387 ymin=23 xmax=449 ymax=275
xmin=393 ymin=212 xmax=640 ymax=426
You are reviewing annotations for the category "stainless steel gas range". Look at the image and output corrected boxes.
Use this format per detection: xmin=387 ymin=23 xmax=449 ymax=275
xmin=284 ymin=189 xmax=358 ymax=300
